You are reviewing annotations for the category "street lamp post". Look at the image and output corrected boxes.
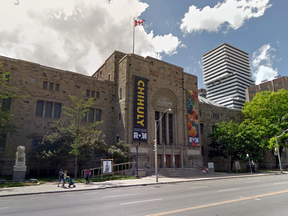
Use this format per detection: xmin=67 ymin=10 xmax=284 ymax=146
xmin=275 ymin=129 xmax=288 ymax=174
xmin=136 ymin=142 xmax=140 ymax=178
xmin=155 ymin=108 xmax=171 ymax=182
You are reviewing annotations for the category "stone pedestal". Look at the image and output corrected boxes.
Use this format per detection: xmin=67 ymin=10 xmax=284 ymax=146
xmin=12 ymin=146 xmax=27 ymax=181
xmin=13 ymin=166 xmax=27 ymax=181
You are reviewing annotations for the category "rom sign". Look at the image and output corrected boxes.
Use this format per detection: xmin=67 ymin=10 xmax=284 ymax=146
xmin=133 ymin=75 xmax=148 ymax=142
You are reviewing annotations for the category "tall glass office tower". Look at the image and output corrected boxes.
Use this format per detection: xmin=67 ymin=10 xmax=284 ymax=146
xmin=202 ymin=43 xmax=254 ymax=110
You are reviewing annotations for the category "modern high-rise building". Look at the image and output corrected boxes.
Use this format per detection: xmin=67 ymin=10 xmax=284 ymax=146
xmin=202 ymin=43 xmax=254 ymax=110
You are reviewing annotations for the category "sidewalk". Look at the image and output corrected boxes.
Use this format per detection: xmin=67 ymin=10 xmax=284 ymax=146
xmin=0 ymin=171 xmax=283 ymax=197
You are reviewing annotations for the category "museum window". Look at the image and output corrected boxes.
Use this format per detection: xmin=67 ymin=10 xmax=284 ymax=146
xmin=0 ymin=73 xmax=10 ymax=83
xmin=96 ymin=109 xmax=101 ymax=122
xmin=2 ymin=98 xmax=11 ymax=111
xmin=213 ymin=113 xmax=219 ymax=119
xmin=86 ymin=90 xmax=90 ymax=97
xmin=108 ymin=74 xmax=110 ymax=81
xmin=0 ymin=134 xmax=6 ymax=151
xmin=96 ymin=91 xmax=100 ymax=99
xmin=169 ymin=114 xmax=173 ymax=145
xmin=55 ymin=83 xmax=60 ymax=91
xmin=200 ymin=123 xmax=204 ymax=134
xmin=88 ymin=108 xmax=95 ymax=122
xmin=162 ymin=113 xmax=166 ymax=144
xmin=43 ymin=81 xmax=48 ymax=89
xmin=212 ymin=125 xmax=216 ymax=133
xmin=49 ymin=82 xmax=54 ymax=90
xmin=91 ymin=91 xmax=95 ymax=98
xmin=45 ymin=102 xmax=53 ymax=117
xmin=119 ymin=88 xmax=122 ymax=99
xmin=155 ymin=111 xmax=173 ymax=145
xmin=36 ymin=101 xmax=44 ymax=116
xmin=36 ymin=101 xmax=61 ymax=119
xmin=82 ymin=108 xmax=101 ymax=123
xmin=54 ymin=103 xmax=61 ymax=119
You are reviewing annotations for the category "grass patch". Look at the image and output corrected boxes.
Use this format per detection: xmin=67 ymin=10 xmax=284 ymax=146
xmin=0 ymin=175 xmax=135 ymax=188
xmin=0 ymin=182 xmax=39 ymax=188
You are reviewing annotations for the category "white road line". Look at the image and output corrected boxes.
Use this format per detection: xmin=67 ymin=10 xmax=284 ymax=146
xmin=245 ymin=180 xmax=260 ymax=183
xmin=0 ymin=207 xmax=9 ymax=210
xmin=85 ymin=192 xmax=99 ymax=195
xmin=218 ymin=188 xmax=240 ymax=192
xmin=273 ymin=182 xmax=287 ymax=185
xmin=121 ymin=198 xmax=162 ymax=205
xmin=254 ymin=198 xmax=261 ymax=200
xmin=30 ymin=196 xmax=46 ymax=199
xmin=190 ymin=186 xmax=209 ymax=189
xmin=101 ymin=193 xmax=138 ymax=199
xmin=60 ymin=194 xmax=75 ymax=197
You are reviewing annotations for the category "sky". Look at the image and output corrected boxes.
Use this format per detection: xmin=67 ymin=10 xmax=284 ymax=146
xmin=0 ymin=0 xmax=286 ymax=88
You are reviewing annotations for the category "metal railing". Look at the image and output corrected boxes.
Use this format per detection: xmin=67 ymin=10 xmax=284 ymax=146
xmin=81 ymin=162 xmax=136 ymax=177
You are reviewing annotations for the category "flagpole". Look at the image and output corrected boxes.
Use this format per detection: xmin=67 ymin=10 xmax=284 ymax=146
xmin=133 ymin=18 xmax=135 ymax=54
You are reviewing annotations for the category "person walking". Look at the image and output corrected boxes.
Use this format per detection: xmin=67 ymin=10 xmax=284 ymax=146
xmin=85 ymin=169 xmax=91 ymax=184
xmin=62 ymin=170 xmax=68 ymax=188
xmin=57 ymin=168 xmax=63 ymax=187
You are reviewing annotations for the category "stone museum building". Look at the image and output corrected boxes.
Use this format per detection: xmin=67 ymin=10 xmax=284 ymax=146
xmin=0 ymin=51 xmax=243 ymax=176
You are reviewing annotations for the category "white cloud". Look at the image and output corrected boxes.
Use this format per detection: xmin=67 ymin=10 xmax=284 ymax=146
xmin=0 ymin=0 xmax=181 ymax=74
xmin=180 ymin=0 xmax=272 ymax=34
xmin=252 ymin=44 xmax=278 ymax=84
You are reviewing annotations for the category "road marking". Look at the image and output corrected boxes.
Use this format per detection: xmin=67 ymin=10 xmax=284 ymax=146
xmin=30 ymin=196 xmax=46 ymax=199
xmin=190 ymin=186 xmax=209 ymax=189
xmin=245 ymin=180 xmax=259 ymax=183
xmin=218 ymin=188 xmax=239 ymax=192
xmin=145 ymin=189 xmax=288 ymax=216
xmin=273 ymin=182 xmax=287 ymax=185
xmin=85 ymin=192 xmax=99 ymax=195
xmin=0 ymin=207 xmax=9 ymax=210
xmin=101 ymin=193 xmax=138 ymax=199
xmin=254 ymin=198 xmax=260 ymax=200
xmin=121 ymin=198 xmax=162 ymax=205
xmin=60 ymin=194 xmax=75 ymax=197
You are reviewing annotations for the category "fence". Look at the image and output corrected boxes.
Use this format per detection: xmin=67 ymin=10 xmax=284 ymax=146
xmin=81 ymin=162 xmax=136 ymax=177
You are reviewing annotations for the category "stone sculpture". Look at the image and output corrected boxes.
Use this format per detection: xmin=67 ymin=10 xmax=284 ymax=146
xmin=12 ymin=146 xmax=27 ymax=181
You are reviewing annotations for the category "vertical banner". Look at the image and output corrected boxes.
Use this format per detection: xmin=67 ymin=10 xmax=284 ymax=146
xmin=187 ymin=90 xmax=199 ymax=146
xmin=133 ymin=75 xmax=148 ymax=142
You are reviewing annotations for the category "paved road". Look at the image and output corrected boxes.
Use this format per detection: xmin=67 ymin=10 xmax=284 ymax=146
xmin=1 ymin=174 xmax=288 ymax=216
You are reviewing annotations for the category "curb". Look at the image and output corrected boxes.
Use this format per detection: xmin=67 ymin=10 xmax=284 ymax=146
xmin=0 ymin=172 xmax=283 ymax=197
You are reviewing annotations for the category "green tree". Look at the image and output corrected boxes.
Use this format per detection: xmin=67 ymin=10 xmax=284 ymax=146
xmin=31 ymin=94 xmax=106 ymax=178
xmin=0 ymin=63 xmax=26 ymax=142
xmin=108 ymin=140 xmax=130 ymax=163
xmin=242 ymin=89 xmax=288 ymax=167
xmin=208 ymin=121 xmax=263 ymax=171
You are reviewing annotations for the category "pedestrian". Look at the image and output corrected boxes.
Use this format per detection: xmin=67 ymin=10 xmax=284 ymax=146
xmin=57 ymin=168 xmax=63 ymax=187
xmin=62 ymin=170 xmax=68 ymax=188
xmin=85 ymin=168 xmax=91 ymax=184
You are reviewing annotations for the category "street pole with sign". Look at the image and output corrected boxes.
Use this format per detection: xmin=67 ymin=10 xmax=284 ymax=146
xmin=155 ymin=108 xmax=171 ymax=182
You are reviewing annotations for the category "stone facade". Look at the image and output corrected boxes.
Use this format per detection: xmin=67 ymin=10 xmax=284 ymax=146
xmin=198 ymin=101 xmax=245 ymax=170
xmin=0 ymin=51 xmax=244 ymax=175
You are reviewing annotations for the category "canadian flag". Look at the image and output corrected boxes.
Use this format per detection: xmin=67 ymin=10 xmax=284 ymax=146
xmin=134 ymin=19 xmax=145 ymax=27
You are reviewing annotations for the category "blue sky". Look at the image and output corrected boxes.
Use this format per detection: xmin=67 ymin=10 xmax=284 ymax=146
xmin=0 ymin=0 xmax=286 ymax=88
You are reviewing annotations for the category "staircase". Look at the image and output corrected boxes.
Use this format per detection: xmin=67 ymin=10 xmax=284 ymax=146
xmin=158 ymin=168 xmax=200 ymax=177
